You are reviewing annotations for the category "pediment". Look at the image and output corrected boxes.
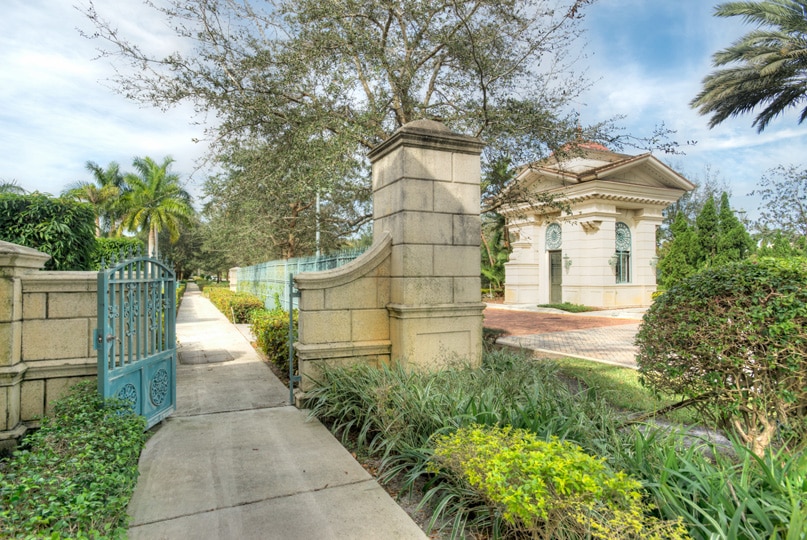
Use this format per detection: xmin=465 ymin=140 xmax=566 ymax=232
xmin=513 ymin=149 xmax=694 ymax=197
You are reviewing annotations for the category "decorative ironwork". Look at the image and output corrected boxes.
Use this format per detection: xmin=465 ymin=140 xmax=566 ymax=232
xmin=615 ymin=222 xmax=631 ymax=251
xmin=96 ymin=254 xmax=176 ymax=430
xmin=117 ymin=384 xmax=138 ymax=408
xmin=545 ymin=223 xmax=562 ymax=250
xmin=150 ymin=368 xmax=169 ymax=406
xmin=614 ymin=223 xmax=632 ymax=284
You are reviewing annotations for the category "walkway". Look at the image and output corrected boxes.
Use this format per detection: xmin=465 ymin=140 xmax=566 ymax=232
xmin=483 ymin=304 xmax=644 ymax=369
xmin=127 ymin=284 xmax=426 ymax=540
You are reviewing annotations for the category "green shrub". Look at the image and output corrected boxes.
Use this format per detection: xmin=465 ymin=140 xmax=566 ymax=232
xmin=636 ymin=257 xmax=807 ymax=456
xmin=251 ymin=308 xmax=297 ymax=372
xmin=430 ymin=425 xmax=688 ymax=539
xmin=91 ymin=236 xmax=146 ymax=269
xmin=206 ymin=287 xmax=264 ymax=323
xmin=0 ymin=381 xmax=146 ymax=538
xmin=0 ymin=193 xmax=96 ymax=270
xmin=176 ymin=281 xmax=187 ymax=309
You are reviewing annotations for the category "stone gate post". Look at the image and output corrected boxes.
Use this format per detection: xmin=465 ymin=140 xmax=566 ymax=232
xmin=369 ymin=120 xmax=485 ymax=369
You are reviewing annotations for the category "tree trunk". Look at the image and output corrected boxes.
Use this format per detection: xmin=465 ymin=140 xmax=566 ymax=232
xmin=149 ymin=227 xmax=158 ymax=259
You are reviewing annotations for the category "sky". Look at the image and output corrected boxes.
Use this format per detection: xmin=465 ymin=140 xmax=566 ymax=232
xmin=1 ymin=0 xmax=805 ymax=219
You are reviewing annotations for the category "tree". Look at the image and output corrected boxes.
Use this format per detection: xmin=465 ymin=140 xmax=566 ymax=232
xmin=61 ymin=161 xmax=124 ymax=237
xmin=753 ymin=165 xmax=807 ymax=238
xmin=658 ymin=193 xmax=753 ymax=288
xmin=657 ymin=212 xmax=698 ymax=288
xmin=715 ymin=192 xmax=754 ymax=264
xmin=82 ymin=0 xmax=629 ymax=262
xmin=695 ymin=195 xmax=720 ymax=263
xmin=118 ymin=156 xmax=194 ymax=258
xmin=692 ymin=0 xmax=807 ymax=132
xmin=0 ymin=180 xmax=26 ymax=195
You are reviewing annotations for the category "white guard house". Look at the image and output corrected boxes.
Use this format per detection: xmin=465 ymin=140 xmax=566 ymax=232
xmin=501 ymin=143 xmax=695 ymax=308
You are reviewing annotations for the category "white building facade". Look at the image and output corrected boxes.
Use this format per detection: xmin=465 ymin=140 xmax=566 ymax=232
xmin=502 ymin=145 xmax=694 ymax=308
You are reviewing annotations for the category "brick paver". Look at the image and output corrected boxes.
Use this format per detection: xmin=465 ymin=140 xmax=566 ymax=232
xmin=484 ymin=305 xmax=641 ymax=369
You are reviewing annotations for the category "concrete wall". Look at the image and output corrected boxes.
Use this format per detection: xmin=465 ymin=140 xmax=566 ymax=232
xmin=295 ymin=120 xmax=485 ymax=392
xmin=0 ymin=241 xmax=96 ymax=448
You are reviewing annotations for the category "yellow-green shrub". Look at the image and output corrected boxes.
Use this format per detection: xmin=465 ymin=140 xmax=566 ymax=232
xmin=431 ymin=425 xmax=688 ymax=539
xmin=206 ymin=287 xmax=264 ymax=323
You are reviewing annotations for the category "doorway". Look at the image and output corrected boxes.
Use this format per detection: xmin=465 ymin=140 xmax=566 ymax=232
xmin=549 ymin=251 xmax=562 ymax=304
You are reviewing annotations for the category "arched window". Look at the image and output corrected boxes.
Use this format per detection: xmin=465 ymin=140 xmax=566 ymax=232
xmin=545 ymin=223 xmax=562 ymax=250
xmin=614 ymin=222 xmax=631 ymax=283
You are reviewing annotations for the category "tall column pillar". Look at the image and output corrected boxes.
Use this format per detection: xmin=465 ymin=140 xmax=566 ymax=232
xmin=369 ymin=120 xmax=485 ymax=369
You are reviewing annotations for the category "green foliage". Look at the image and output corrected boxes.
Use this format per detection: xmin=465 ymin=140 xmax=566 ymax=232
xmin=658 ymin=194 xmax=753 ymax=289
xmin=119 ymin=156 xmax=194 ymax=259
xmin=614 ymin=431 xmax=807 ymax=540
xmin=176 ymin=280 xmax=187 ymax=310
xmin=0 ymin=381 xmax=147 ymax=538
xmin=691 ymin=0 xmax=807 ymax=132
xmin=91 ymin=236 xmax=145 ymax=270
xmin=431 ymin=425 xmax=687 ymax=539
xmin=0 ymin=193 xmax=96 ymax=270
xmin=307 ymin=348 xmax=806 ymax=538
xmin=658 ymin=212 xmax=699 ymax=289
xmin=250 ymin=308 xmax=298 ymax=372
xmin=205 ymin=287 xmax=264 ymax=323
xmin=537 ymin=302 xmax=597 ymax=313
xmin=637 ymin=257 xmax=807 ymax=456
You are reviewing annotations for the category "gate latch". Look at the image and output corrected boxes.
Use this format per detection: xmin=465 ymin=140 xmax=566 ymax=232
xmin=93 ymin=329 xmax=115 ymax=350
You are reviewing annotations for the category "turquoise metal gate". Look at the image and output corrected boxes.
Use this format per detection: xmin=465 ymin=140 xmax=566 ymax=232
xmin=94 ymin=254 xmax=177 ymax=429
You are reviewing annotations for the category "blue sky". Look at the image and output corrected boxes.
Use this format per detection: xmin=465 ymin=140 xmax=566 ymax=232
xmin=1 ymin=0 xmax=805 ymax=219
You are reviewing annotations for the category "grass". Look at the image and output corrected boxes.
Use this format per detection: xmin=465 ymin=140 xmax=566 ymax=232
xmin=536 ymin=302 xmax=598 ymax=313
xmin=552 ymin=357 xmax=702 ymax=425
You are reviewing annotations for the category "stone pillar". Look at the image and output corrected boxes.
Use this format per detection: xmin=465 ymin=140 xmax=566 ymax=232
xmin=369 ymin=120 xmax=485 ymax=369
xmin=0 ymin=241 xmax=49 ymax=449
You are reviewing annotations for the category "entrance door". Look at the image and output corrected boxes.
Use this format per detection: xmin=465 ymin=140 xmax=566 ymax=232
xmin=549 ymin=251 xmax=562 ymax=304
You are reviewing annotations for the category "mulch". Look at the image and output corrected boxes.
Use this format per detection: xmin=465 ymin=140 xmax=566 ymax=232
xmin=483 ymin=306 xmax=637 ymax=336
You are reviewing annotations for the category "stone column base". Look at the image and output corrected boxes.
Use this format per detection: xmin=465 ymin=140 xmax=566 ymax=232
xmin=387 ymin=303 xmax=485 ymax=370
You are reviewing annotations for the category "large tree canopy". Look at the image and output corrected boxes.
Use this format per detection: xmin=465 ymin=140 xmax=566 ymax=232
xmin=692 ymin=0 xmax=807 ymax=132
xmin=84 ymin=0 xmax=624 ymax=261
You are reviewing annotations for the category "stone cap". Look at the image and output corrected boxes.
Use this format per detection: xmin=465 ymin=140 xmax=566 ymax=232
xmin=369 ymin=119 xmax=485 ymax=162
xmin=0 ymin=241 xmax=50 ymax=277
xmin=295 ymin=232 xmax=392 ymax=290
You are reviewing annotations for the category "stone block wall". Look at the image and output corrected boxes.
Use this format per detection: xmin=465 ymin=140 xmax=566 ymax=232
xmin=295 ymin=235 xmax=393 ymax=390
xmin=295 ymin=120 xmax=485 ymax=393
xmin=0 ymin=241 xmax=96 ymax=448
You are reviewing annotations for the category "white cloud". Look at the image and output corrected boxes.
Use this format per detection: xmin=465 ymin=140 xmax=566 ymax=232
xmin=0 ymin=0 xmax=209 ymax=202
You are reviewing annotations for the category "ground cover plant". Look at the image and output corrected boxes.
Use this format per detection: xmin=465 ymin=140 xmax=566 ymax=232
xmin=306 ymin=349 xmax=806 ymax=539
xmin=0 ymin=381 xmax=147 ymax=538
xmin=637 ymin=257 xmax=807 ymax=456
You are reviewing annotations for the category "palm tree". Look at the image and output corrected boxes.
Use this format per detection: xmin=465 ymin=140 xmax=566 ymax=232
xmin=0 ymin=180 xmax=26 ymax=194
xmin=691 ymin=0 xmax=807 ymax=132
xmin=119 ymin=156 xmax=194 ymax=258
xmin=61 ymin=161 xmax=125 ymax=236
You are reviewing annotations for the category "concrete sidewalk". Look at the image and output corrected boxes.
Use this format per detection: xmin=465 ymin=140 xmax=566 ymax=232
xmin=127 ymin=284 xmax=427 ymax=540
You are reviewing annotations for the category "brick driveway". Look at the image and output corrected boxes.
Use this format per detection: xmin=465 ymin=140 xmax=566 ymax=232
xmin=483 ymin=306 xmax=642 ymax=369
